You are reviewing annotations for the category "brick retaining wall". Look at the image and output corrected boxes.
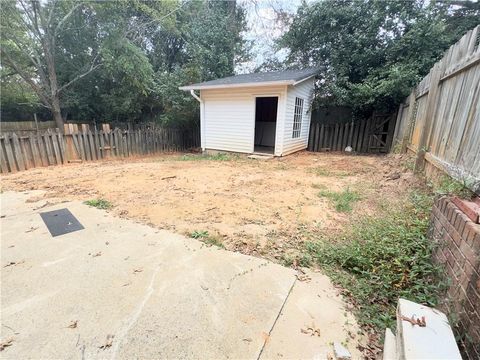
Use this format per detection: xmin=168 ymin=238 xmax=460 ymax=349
xmin=430 ymin=197 xmax=480 ymax=359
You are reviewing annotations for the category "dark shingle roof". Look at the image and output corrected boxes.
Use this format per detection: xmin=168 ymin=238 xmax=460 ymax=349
xmin=179 ymin=68 xmax=319 ymax=90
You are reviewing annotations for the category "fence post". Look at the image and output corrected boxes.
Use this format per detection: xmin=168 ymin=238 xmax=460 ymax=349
xmin=414 ymin=62 xmax=443 ymax=171
xmin=401 ymin=91 xmax=417 ymax=153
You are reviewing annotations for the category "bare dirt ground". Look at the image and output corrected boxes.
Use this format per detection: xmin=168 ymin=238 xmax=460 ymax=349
xmin=0 ymin=151 xmax=417 ymax=262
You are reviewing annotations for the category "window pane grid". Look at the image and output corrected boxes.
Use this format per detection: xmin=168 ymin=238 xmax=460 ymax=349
xmin=292 ymin=97 xmax=304 ymax=138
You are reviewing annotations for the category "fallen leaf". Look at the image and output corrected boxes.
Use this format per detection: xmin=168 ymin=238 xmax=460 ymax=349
xmin=261 ymin=332 xmax=271 ymax=345
xmin=3 ymin=260 xmax=25 ymax=268
xmin=296 ymin=274 xmax=311 ymax=282
xmin=242 ymin=338 xmax=252 ymax=342
xmin=133 ymin=268 xmax=143 ymax=274
xmin=99 ymin=334 xmax=114 ymax=350
xmin=301 ymin=323 xmax=321 ymax=337
xmin=67 ymin=320 xmax=78 ymax=329
xmin=0 ymin=337 xmax=14 ymax=351
xmin=92 ymin=252 xmax=102 ymax=258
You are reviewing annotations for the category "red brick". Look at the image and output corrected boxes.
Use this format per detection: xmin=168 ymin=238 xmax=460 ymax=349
xmin=447 ymin=202 xmax=456 ymax=222
xmin=451 ymin=210 xmax=461 ymax=228
xmin=445 ymin=248 xmax=455 ymax=267
xmin=436 ymin=249 xmax=447 ymax=264
xmin=463 ymin=222 xmax=479 ymax=246
xmin=464 ymin=296 xmax=475 ymax=315
xmin=451 ymin=228 xmax=463 ymax=246
xmin=456 ymin=211 xmax=470 ymax=234
xmin=436 ymin=209 xmax=447 ymax=224
xmin=472 ymin=232 xmax=480 ymax=254
xmin=440 ymin=197 xmax=449 ymax=212
xmin=454 ymin=209 xmax=466 ymax=230
xmin=459 ymin=241 xmax=475 ymax=264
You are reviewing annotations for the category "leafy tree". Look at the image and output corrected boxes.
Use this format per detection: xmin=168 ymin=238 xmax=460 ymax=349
xmin=1 ymin=0 xmax=249 ymax=128
xmin=0 ymin=0 xmax=104 ymax=129
xmin=279 ymin=0 xmax=480 ymax=114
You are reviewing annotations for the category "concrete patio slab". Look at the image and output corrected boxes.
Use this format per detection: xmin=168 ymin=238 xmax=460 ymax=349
xmin=0 ymin=191 xmax=361 ymax=359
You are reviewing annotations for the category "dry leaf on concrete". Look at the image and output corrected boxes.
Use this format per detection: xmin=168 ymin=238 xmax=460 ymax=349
xmin=3 ymin=260 xmax=25 ymax=268
xmin=67 ymin=320 xmax=78 ymax=329
xmin=301 ymin=323 xmax=321 ymax=337
xmin=0 ymin=338 xmax=14 ymax=351
xmin=99 ymin=334 xmax=114 ymax=350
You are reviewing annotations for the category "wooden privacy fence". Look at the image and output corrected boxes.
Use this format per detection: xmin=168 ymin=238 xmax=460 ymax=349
xmin=0 ymin=127 xmax=200 ymax=174
xmin=392 ymin=25 xmax=480 ymax=192
xmin=308 ymin=113 xmax=396 ymax=153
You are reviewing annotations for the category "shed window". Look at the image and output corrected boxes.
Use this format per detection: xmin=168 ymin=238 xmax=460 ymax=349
xmin=292 ymin=97 xmax=304 ymax=138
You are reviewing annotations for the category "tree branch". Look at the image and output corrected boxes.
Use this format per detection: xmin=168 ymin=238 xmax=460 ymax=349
xmin=1 ymin=48 xmax=52 ymax=108
xmin=57 ymin=61 xmax=102 ymax=94
xmin=54 ymin=2 xmax=83 ymax=36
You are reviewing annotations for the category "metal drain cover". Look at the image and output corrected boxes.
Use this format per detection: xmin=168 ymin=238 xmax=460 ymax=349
xmin=40 ymin=208 xmax=84 ymax=237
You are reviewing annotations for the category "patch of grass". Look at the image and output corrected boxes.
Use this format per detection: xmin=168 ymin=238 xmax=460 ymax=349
xmin=84 ymin=198 xmax=113 ymax=210
xmin=311 ymin=183 xmax=327 ymax=190
xmin=305 ymin=189 xmax=444 ymax=331
xmin=189 ymin=230 xmax=224 ymax=248
xmin=309 ymin=167 xmax=352 ymax=177
xmin=281 ymin=254 xmax=294 ymax=267
xmin=318 ymin=188 xmax=361 ymax=212
xmin=280 ymin=251 xmax=313 ymax=268
xmin=179 ymin=153 xmax=234 ymax=161
xmin=190 ymin=230 xmax=209 ymax=239
xmin=275 ymin=163 xmax=289 ymax=170
xmin=433 ymin=175 xmax=474 ymax=199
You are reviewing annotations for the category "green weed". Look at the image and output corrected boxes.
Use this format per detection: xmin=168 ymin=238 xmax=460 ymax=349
xmin=318 ymin=188 xmax=361 ymax=212
xmin=190 ymin=230 xmax=209 ymax=239
xmin=305 ymin=189 xmax=444 ymax=331
xmin=433 ymin=175 xmax=474 ymax=199
xmin=189 ymin=230 xmax=224 ymax=248
xmin=179 ymin=153 xmax=234 ymax=161
xmin=309 ymin=167 xmax=352 ymax=177
xmin=84 ymin=199 xmax=113 ymax=210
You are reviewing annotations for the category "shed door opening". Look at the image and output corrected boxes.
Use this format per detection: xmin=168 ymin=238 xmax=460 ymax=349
xmin=254 ymin=97 xmax=278 ymax=154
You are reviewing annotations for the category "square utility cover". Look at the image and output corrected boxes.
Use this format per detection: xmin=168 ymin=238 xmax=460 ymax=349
xmin=40 ymin=208 xmax=84 ymax=237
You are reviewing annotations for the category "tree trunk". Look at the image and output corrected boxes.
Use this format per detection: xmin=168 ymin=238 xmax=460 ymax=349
xmin=52 ymin=97 xmax=64 ymax=132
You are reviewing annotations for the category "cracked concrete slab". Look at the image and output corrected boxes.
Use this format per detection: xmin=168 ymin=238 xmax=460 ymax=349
xmin=0 ymin=191 xmax=361 ymax=359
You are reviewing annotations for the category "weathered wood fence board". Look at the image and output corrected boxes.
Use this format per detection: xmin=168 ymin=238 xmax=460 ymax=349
xmin=392 ymin=25 xmax=480 ymax=192
xmin=0 ymin=127 xmax=199 ymax=174
xmin=307 ymin=113 xmax=396 ymax=153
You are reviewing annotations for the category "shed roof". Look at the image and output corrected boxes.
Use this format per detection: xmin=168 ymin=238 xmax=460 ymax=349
xmin=179 ymin=68 xmax=319 ymax=91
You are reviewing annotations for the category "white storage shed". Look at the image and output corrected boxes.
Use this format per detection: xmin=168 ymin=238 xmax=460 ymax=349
xmin=179 ymin=68 xmax=317 ymax=156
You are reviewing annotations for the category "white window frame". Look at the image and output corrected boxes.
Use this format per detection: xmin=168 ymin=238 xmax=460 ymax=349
xmin=292 ymin=97 xmax=304 ymax=138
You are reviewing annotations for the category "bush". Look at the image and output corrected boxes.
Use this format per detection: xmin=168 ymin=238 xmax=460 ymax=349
xmin=306 ymin=190 xmax=444 ymax=330
xmin=84 ymin=199 xmax=113 ymax=210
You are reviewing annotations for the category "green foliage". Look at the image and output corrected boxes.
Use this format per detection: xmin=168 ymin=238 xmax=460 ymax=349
xmin=190 ymin=230 xmax=224 ymax=248
xmin=84 ymin=199 xmax=113 ymax=210
xmin=317 ymin=188 xmax=361 ymax=212
xmin=306 ymin=190 xmax=444 ymax=330
xmin=179 ymin=153 xmax=233 ymax=161
xmin=1 ymin=0 xmax=249 ymax=126
xmin=280 ymin=0 xmax=480 ymax=113
xmin=310 ymin=167 xmax=351 ymax=177
xmin=190 ymin=230 xmax=209 ymax=239
xmin=432 ymin=176 xmax=474 ymax=199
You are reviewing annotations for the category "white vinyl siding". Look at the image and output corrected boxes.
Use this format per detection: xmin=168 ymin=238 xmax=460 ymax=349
xmin=292 ymin=97 xmax=304 ymax=138
xmin=283 ymin=78 xmax=314 ymax=155
xmin=197 ymin=78 xmax=314 ymax=156
xmin=201 ymin=86 xmax=286 ymax=154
